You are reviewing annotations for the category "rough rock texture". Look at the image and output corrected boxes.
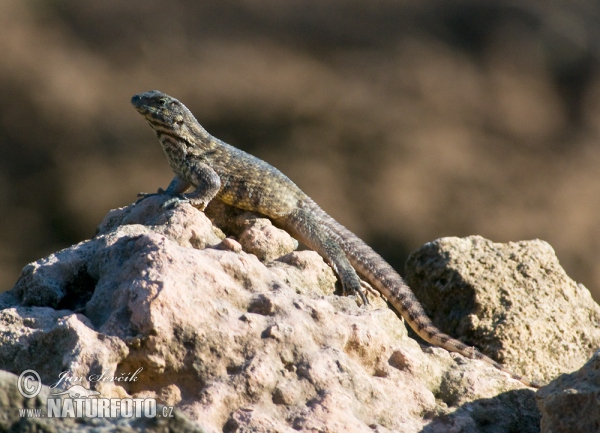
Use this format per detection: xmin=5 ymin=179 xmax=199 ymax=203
xmin=536 ymin=350 xmax=600 ymax=433
xmin=405 ymin=236 xmax=600 ymax=386
xmin=0 ymin=196 xmax=597 ymax=432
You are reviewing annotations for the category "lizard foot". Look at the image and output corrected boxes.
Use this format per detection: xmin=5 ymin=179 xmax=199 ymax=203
xmin=135 ymin=190 xmax=190 ymax=209
xmin=161 ymin=194 xmax=190 ymax=209
xmin=342 ymin=282 xmax=369 ymax=307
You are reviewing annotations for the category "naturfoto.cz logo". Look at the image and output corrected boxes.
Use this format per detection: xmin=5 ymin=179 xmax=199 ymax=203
xmin=17 ymin=369 xmax=174 ymax=419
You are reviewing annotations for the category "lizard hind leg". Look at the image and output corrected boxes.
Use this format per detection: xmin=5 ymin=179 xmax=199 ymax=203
xmin=280 ymin=208 xmax=368 ymax=305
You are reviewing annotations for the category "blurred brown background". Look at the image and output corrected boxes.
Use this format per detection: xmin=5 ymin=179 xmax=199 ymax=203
xmin=2 ymin=0 xmax=600 ymax=301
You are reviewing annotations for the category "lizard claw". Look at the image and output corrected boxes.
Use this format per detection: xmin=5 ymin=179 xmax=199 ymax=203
xmin=360 ymin=279 xmax=381 ymax=299
xmin=135 ymin=191 xmax=191 ymax=209
xmin=356 ymin=287 xmax=369 ymax=306
xmin=341 ymin=281 xmax=369 ymax=307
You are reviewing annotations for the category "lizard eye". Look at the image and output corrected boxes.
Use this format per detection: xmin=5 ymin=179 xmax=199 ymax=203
xmin=158 ymin=98 xmax=168 ymax=106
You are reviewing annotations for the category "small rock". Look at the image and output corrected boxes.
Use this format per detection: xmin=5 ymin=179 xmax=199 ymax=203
xmin=405 ymin=235 xmax=600 ymax=385
xmin=536 ymin=350 xmax=600 ymax=433
xmin=238 ymin=217 xmax=298 ymax=262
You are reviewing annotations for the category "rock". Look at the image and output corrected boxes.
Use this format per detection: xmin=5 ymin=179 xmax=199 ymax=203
xmin=96 ymin=194 xmax=226 ymax=249
xmin=237 ymin=216 xmax=298 ymax=262
xmin=0 ymin=306 xmax=127 ymax=395
xmin=536 ymin=350 xmax=600 ymax=433
xmin=405 ymin=236 xmax=600 ymax=385
xmin=1 ymin=197 xmax=596 ymax=432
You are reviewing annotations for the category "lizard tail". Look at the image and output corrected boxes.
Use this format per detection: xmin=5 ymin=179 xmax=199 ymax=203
xmin=301 ymin=199 xmax=542 ymax=389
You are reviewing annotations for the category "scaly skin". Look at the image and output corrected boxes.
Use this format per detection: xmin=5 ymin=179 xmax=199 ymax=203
xmin=131 ymin=90 xmax=541 ymax=388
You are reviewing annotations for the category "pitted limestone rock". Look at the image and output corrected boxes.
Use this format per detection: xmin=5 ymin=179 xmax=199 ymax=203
xmin=405 ymin=235 xmax=600 ymax=386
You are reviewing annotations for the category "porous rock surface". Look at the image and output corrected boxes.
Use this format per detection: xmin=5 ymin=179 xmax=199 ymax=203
xmin=0 ymin=196 xmax=597 ymax=432
xmin=536 ymin=350 xmax=600 ymax=433
xmin=405 ymin=236 xmax=600 ymax=385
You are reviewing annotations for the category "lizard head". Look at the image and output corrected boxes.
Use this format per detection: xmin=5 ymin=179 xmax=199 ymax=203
xmin=131 ymin=90 xmax=205 ymax=139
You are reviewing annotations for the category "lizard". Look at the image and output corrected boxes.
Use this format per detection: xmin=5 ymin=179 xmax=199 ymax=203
xmin=131 ymin=90 xmax=541 ymax=388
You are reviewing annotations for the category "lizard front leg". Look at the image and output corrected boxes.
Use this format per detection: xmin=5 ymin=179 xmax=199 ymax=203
xmin=138 ymin=161 xmax=221 ymax=210
xmin=178 ymin=161 xmax=221 ymax=209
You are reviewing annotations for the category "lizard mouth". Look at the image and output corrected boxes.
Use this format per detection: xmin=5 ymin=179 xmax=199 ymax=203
xmin=131 ymin=93 xmax=151 ymax=114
